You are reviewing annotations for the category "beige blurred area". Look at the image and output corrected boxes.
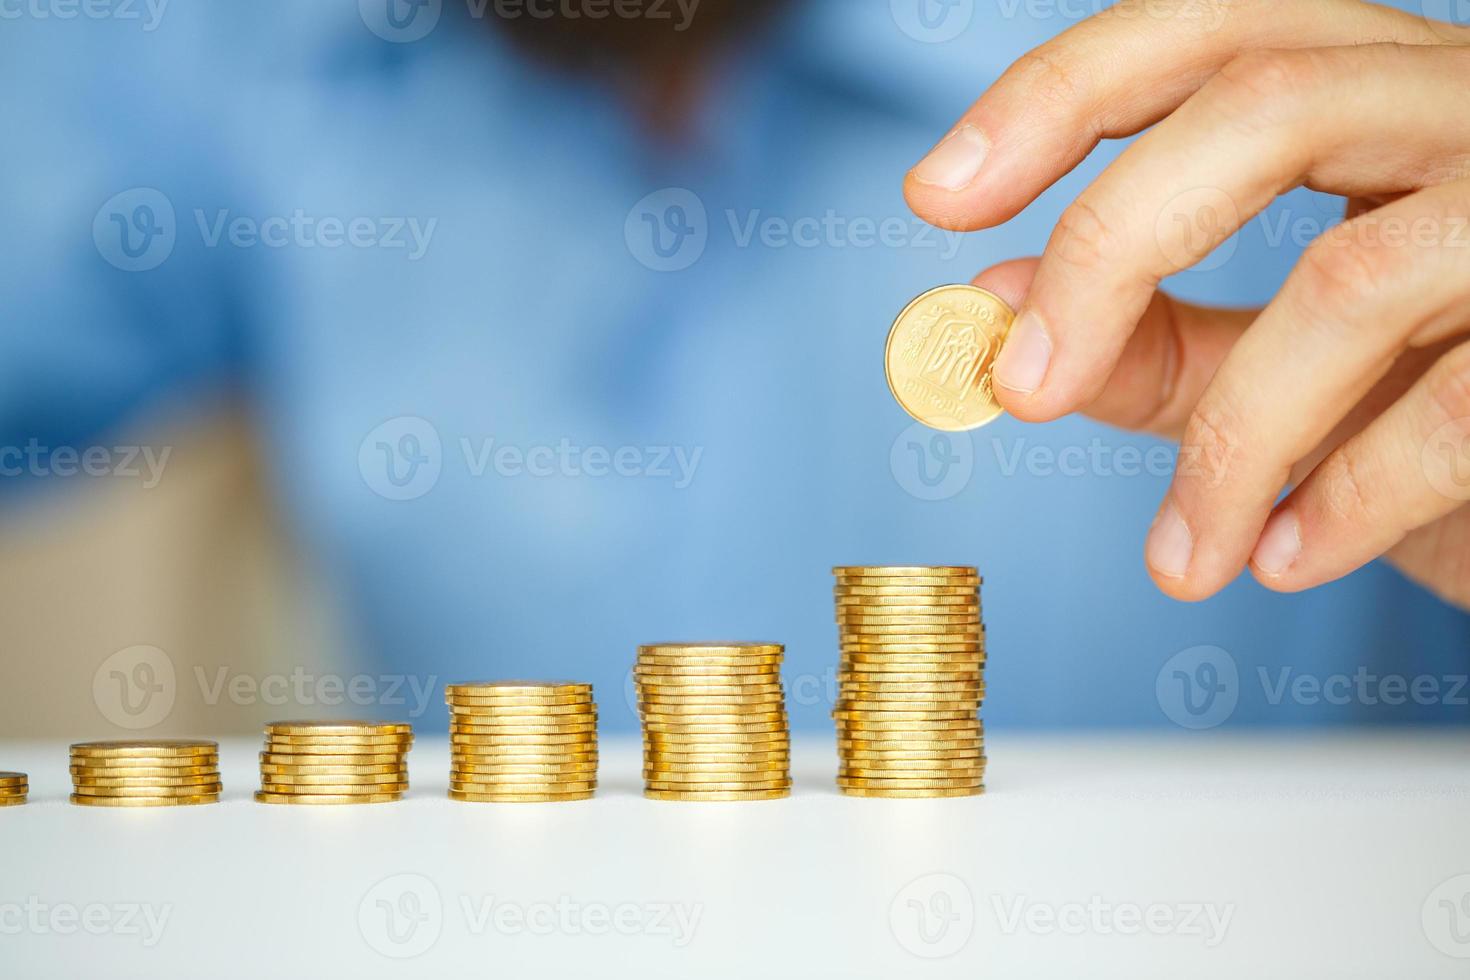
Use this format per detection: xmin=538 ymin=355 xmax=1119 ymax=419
xmin=0 ymin=410 xmax=350 ymax=738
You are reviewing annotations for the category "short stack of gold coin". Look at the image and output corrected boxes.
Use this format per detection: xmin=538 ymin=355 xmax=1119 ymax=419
xmin=447 ymin=681 xmax=598 ymax=803
xmin=636 ymin=643 xmax=791 ymax=801
xmin=70 ymin=740 xmax=221 ymax=807
xmin=832 ymin=566 xmax=986 ymax=798
xmin=256 ymin=721 xmax=412 ymax=805
xmin=0 ymin=772 xmax=29 ymax=807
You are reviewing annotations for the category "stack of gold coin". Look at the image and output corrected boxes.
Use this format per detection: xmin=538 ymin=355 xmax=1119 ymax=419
xmin=0 ymin=772 xmax=28 ymax=807
xmin=70 ymin=740 xmax=221 ymax=807
xmin=255 ymin=721 xmax=412 ymax=805
xmin=636 ymin=643 xmax=791 ymax=801
xmin=446 ymin=681 xmax=598 ymax=803
xmin=832 ymin=566 xmax=986 ymax=798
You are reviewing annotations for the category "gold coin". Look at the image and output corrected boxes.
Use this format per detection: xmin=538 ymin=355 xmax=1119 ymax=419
xmin=451 ymin=732 xmax=596 ymax=746
xmin=254 ymin=791 xmax=402 ymax=805
xmin=643 ymin=760 xmax=788 ymax=774
xmin=259 ymin=752 xmax=403 ymax=767
xmin=635 ymin=658 xmax=783 ymax=673
xmin=840 ymin=622 xmax=981 ymax=635
xmin=445 ymin=680 xmax=593 ymax=698
xmin=833 ymin=565 xmax=976 ymax=576
xmin=451 ymin=776 xmax=596 ymax=790
xmin=70 ymin=740 xmax=217 ymax=758
xmin=885 ymin=284 xmax=1012 ymax=430
xmin=838 ymin=612 xmax=981 ymax=625
xmin=836 ymin=703 xmax=980 ymax=717
xmin=641 ymin=707 xmax=786 ymax=722
xmin=833 ymin=707 xmax=977 ymax=721
xmin=0 ymin=772 xmax=27 ymax=784
xmin=637 ymin=685 xmax=784 ymax=700
xmin=260 ymin=782 xmax=409 ymax=795
xmin=840 ymin=764 xmax=986 ymax=778
xmin=843 ymin=750 xmax=985 ymax=765
xmin=838 ymin=775 xmax=984 ymax=789
xmin=643 ymin=788 xmax=788 ymax=802
xmin=644 ymin=749 xmax=790 ymax=764
xmin=638 ymin=694 xmax=786 ymax=709
xmin=642 ymin=720 xmax=787 ymax=735
xmin=450 ymin=722 xmax=598 ymax=735
xmin=840 ymin=680 xmax=982 ymax=693
xmin=0 ymin=784 xmax=28 ymax=795
xmin=72 ymin=793 xmax=219 ymax=807
xmin=0 ymin=796 xmax=26 ymax=806
xmin=448 ymin=789 xmax=594 ymax=803
xmin=73 ymin=783 xmax=224 ymax=798
xmin=839 ymin=640 xmax=984 ymax=653
xmin=452 ymin=762 xmax=597 ymax=777
xmin=264 ymin=733 xmax=412 ymax=747
xmin=840 ymin=785 xmax=983 ymax=798
xmin=259 ymin=771 xmax=407 ymax=785
xmin=264 ymin=721 xmax=412 ymax=736
xmin=837 ymin=717 xmax=981 ymax=731
xmin=450 ymin=749 xmax=598 ymax=763
xmin=834 ymin=591 xmax=976 ymax=604
xmin=645 ymin=778 xmax=791 ymax=792
xmin=638 ymin=642 xmax=782 ymax=655
xmin=644 ymin=736 xmax=789 ymax=750
xmin=71 ymin=773 xmax=220 ymax=788
xmin=840 ymin=653 xmax=982 ymax=665
xmin=839 ymin=741 xmax=984 ymax=756
xmin=448 ymin=700 xmax=593 ymax=714
xmin=259 ymin=763 xmax=404 ymax=778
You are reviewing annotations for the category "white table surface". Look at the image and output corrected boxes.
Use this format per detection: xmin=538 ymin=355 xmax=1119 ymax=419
xmin=2 ymin=732 xmax=1468 ymax=978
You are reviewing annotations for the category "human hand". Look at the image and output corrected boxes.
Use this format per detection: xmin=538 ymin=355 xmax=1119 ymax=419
xmin=905 ymin=0 xmax=1470 ymax=610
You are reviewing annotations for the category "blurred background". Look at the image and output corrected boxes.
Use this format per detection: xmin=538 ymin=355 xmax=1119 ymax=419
xmin=1 ymin=0 xmax=1465 ymax=738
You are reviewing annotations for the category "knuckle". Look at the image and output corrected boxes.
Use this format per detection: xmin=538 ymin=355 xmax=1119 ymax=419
xmin=1425 ymin=342 xmax=1470 ymax=423
xmin=1294 ymin=224 xmax=1404 ymax=318
xmin=1180 ymin=391 xmax=1245 ymax=488
xmin=1314 ymin=449 xmax=1374 ymax=526
xmin=1205 ymin=48 xmax=1325 ymax=133
xmin=1012 ymin=48 xmax=1093 ymax=115
xmin=1050 ymin=198 xmax=1120 ymax=274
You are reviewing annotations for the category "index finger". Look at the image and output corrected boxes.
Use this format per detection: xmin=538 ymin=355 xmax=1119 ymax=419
xmin=903 ymin=0 xmax=1447 ymax=233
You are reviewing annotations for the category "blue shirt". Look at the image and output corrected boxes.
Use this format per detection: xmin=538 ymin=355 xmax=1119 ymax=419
xmin=2 ymin=0 xmax=1466 ymax=731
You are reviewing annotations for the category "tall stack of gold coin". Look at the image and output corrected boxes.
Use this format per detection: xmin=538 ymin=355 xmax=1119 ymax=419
xmin=447 ymin=681 xmax=598 ymax=803
xmin=832 ymin=566 xmax=986 ymax=798
xmin=256 ymin=721 xmax=412 ymax=805
xmin=0 ymin=772 xmax=28 ymax=807
xmin=69 ymin=740 xmax=221 ymax=807
xmin=636 ymin=643 xmax=791 ymax=801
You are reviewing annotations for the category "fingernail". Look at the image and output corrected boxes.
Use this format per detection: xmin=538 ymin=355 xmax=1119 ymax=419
xmin=993 ymin=311 xmax=1052 ymax=394
xmin=1146 ymin=500 xmax=1193 ymax=579
xmin=911 ymin=125 xmax=990 ymax=192
xmin=1251 ymin=510 xmax=1302 ymax=577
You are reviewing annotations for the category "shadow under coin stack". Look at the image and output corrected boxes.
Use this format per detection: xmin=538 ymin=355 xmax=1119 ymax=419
xmin=70 ymin=740 xmax=221 ymax=807
xmin=446 ymin=682 xmax=598 ymax=803
xmin=636 ymin=643 xmax=792 ymax=801
xmin=256 ymin=721 xmax=412 ymax=805
xmin=0 ymin=771 xmax=28 ymax=807
xmin=832 ymin=566 xmax=987 ymax=798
